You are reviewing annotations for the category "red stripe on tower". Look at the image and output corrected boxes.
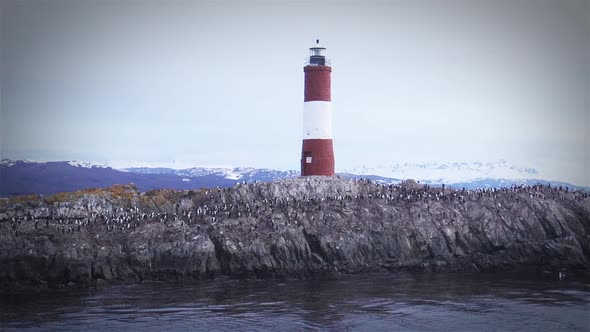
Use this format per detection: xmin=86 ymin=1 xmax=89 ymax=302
xmin=301 ymin=40 xmax=335 ymax=176
xmin=304 ymin=66 xmax=331 ymax=102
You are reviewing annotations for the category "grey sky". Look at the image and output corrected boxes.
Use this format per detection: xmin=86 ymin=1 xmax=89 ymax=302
xmin=1 ymin=0 xmax=589 ymax=185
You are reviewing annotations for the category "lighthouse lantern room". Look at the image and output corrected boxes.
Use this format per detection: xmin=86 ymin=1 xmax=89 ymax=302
xmin=301 ymin=40 xmax=335 ymax=176
xmin=309 ymin=43 xmax=326 ymax=66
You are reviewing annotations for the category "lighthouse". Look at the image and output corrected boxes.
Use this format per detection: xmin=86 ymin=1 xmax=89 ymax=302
xmin=301 ymin=40 xmax=335 ymax=176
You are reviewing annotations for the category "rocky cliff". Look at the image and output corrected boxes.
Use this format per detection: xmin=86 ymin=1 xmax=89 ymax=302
xmin=1 ymin=177 xmax=589 ymax=288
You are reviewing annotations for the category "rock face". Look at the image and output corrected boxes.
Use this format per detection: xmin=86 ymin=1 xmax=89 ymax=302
xmin=0 ymin=177 xmax=589 ymax=288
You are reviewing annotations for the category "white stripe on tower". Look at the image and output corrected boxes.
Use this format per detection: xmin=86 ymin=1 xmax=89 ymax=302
xmin=303 ymin=101 xmax=332 ymax=139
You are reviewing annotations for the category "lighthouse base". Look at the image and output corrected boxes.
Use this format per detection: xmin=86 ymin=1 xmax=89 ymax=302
xmin=301 ymin=139 xmax=335 ymax=176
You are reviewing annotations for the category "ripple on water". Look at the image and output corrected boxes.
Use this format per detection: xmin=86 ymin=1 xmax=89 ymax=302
xmin=1 ymin=273 xmax=589 ymax=332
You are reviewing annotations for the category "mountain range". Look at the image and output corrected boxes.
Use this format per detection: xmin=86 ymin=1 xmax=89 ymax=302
xmin=0 ymin=159 xmax=586 ymax=197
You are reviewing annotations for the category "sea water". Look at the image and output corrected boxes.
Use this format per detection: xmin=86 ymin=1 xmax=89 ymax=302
xmin=1 ymin=272 xmax=589 ymax=331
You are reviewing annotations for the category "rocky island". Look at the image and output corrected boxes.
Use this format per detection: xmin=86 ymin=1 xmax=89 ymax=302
xmin=1 ymin=177 xmax=589 ymax=289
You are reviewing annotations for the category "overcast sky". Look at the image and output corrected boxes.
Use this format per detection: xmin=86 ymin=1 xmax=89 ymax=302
xmin=1 ymin=0 xmax=588 ymax=185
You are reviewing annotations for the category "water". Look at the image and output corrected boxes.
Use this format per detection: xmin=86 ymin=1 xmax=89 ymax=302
xmin=1 ymin=272 xmax=589 ymax=331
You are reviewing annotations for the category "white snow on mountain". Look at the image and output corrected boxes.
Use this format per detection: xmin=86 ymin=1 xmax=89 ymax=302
xmin=176 ymin=167 xmax=253 ymax=180
xmin=0 ymin=159 xmax=41 ymax=167
xmin=175 ymin=167 xmax=297 ymax=181
xmin=67 ymin=160 xmax=94 ymax=168
xmin=67 ymin=160 xmax=109 ymax=168
xmin=344 ymin=160 xmax=543 ymax=184
xmin=118 ymin=164 xmax=299 ymax=182
xmin=0 ymin=159 xmax=18 ymax=167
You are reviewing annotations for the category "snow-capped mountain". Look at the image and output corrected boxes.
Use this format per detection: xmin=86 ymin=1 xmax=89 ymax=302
xmin=344 ymin=160 xmax=542 ymax=185
xmin=67 ymin=160 xmax=109 ymax=169
xmin=0 ymin=159 xmax=18 ymax=167
xmin=0 ymin=160 xmax=236 ymax=197
xmin=0 ymin=159 xmax=586 ymax=198
xmin=122 ymin=166 xmax=298 ymax=182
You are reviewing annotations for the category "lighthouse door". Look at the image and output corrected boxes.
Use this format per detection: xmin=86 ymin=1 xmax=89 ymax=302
xmin=303 ymin=151 xmax=312 ymax=174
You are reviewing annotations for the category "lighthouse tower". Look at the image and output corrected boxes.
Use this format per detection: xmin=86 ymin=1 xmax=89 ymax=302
xmin=301 ymin=40 xmax=335 ymax=176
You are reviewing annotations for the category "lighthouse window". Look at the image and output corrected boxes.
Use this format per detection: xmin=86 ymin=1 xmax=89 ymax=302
xmin=310 ymin=48 xmax=325 ymax=57
xmin=306 ymin=156 xmax=312 ymax=164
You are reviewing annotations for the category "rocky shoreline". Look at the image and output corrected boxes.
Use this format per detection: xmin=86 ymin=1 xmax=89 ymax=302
xmin=1 ymin=177 xmax=589 ymax=290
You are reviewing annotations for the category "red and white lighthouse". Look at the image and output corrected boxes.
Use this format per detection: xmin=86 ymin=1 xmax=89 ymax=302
xmin=301 ymin=40 xmax=335 ymax=176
